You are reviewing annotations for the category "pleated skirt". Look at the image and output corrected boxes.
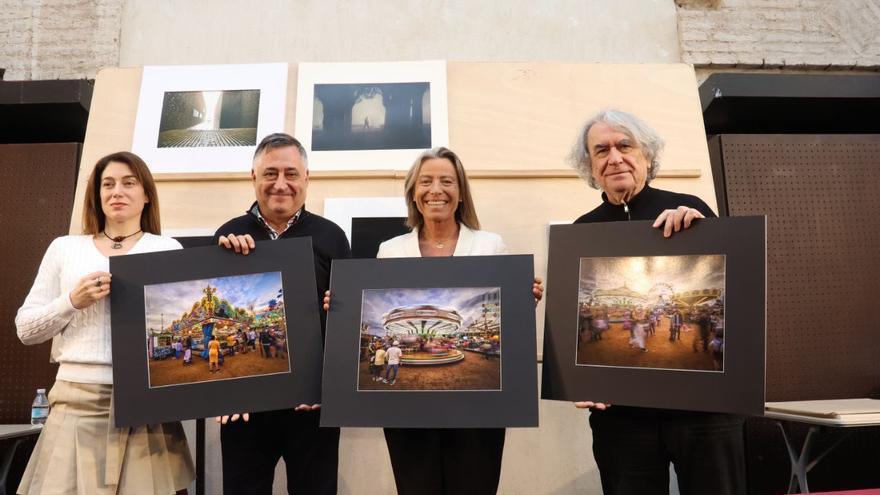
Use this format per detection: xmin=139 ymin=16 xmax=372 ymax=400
xmin=17 ymin=380 xmax=195 ymax=495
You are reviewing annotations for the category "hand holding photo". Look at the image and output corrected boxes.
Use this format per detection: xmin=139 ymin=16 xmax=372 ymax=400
xmin=320 ymin=255 xmax=537 ymax=428
xmin=110 ymin=238 xmax=323 ymax=426
xmin=541 ymin=217 xmax=766 ymax=416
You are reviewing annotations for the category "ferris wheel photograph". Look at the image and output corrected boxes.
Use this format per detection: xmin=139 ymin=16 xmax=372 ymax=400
xmin=576 ymin=254 xmax=726 ymax=373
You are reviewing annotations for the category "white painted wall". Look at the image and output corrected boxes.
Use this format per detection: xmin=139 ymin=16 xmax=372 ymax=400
xmin=118 ymin=0 xmax=681 ymax=66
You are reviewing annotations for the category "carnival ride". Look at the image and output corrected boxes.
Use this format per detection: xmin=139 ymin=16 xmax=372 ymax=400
xmin=147 ymin=284 xmax=286 ymax=360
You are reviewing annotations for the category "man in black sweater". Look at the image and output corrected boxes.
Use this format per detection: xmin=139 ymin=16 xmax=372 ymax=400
xmin=213 ymin=133 xmax=351 ymax=495
xmin=570 ymin=110 xmax=745 ymax=495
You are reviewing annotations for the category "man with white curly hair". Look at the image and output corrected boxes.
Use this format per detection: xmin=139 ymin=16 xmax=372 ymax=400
xmin=570 ymin=109 xmax=745 ymax=495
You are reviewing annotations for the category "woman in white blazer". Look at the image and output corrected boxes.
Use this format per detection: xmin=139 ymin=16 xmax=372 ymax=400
xmin=375 ymin=147 xmax=541 ymax=495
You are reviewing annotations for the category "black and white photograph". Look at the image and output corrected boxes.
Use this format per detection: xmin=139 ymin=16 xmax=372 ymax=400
xmin=312 ymin=83 xmax=431 ymax=151
xmin=157 ymin=89 xmax=260 ymax=147
xmin=295 ymin=61 xmax=449 ymax=170
xmin=131 ymin=63 xmax=287 ymax=173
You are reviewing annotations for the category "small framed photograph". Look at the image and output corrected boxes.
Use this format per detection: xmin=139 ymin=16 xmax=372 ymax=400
xmin=295 ymin=61 xmax=449 ymax=170
xmin=110 ymin=238 xmax=323 ymax=426
xmin=541 ymin=217 xmax=766 ymax=416
xmin=131 ymin=63 xmax=288 ymax=174
xmin=320 ymin=255 xmax=538 ymax=428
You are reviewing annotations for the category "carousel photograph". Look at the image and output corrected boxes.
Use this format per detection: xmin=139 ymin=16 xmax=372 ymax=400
xmin=143 ymin=271 xmax=290 ymax=388
xmin=575 ymin=254 xmax=726 ymax=372
xmin=357 ymin=286 xmax=502 ymax=391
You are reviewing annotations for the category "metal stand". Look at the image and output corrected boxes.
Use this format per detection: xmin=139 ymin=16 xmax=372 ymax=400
xmin=776 ymin=422 xmax=853 ymax=494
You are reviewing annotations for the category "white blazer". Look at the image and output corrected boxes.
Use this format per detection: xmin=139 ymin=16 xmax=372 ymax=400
xmin=377 ymin=225 xmax=508 ymax=258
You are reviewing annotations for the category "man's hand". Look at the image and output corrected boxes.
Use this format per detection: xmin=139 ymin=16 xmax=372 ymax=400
xmin=218 ymin=234 xmax=256 ymax=255
xmin=533 ymin=277 xmax=544 ymax=305
xmin=323 ymin=290 xmax=331 ymax=312
xmin=574 ymin=401 xmax=611 ymax=410
xmin=215 ymin=413 xmax=250 ymax=424
xmin=294 ymin=404 xmax=321 ymax=412
xmin=652 ymin=206 xmax=705 ymax=238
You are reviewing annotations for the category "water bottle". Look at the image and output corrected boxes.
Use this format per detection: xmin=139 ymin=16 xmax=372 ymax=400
xmin=31 ymin=388 xmax=49 ymax=426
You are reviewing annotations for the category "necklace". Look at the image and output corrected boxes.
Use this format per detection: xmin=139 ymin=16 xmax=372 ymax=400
xmin=103 ymin=229 xmax=142 ymax=249
xmin=424 ymin=235 xmax=454 ymax=249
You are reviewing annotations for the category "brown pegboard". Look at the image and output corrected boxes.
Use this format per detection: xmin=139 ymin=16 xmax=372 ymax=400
xmin=715 ymin=134 xmax=880 ymax=401
xmin=0 ymin=143 xmax=79 ymax=422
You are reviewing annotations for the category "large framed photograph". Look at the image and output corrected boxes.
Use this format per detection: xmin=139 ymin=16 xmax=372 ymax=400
xmin=131 ymin=63 xmax=287 ymax=174
xmin=320 ymin=255 xmax=538 ymax=428
xmin=295 ymin=61 xmax=449 ymax=170
xmin=110 ymin=238 xmax=323 ymax=426
xmin=541 ymin=217 xmax=766 ymax=416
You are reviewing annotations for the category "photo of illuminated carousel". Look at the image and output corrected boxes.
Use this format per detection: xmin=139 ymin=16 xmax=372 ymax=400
xmin=358 ymin=287 xmax=502 ymax=391
xmin=382 ymin=305 xmax=466 ymax=365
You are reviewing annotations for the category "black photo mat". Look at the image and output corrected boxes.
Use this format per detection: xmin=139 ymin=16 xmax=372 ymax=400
xmin=321 ymin=255 xmax=538 ymax=428
xmin=350 ymin=216 xmax=409 ymax=258
xmin=110 ymin=238 xmax=324 ymax=426
xmin=541 ymin=217 xmax=766 ymax=416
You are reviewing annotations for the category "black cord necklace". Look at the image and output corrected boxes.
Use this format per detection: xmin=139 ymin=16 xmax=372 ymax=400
xmin=103 ymin=229 xmax=142 ymax=249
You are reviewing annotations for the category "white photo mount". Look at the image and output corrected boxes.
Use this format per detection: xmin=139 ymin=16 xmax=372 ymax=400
xmin=295 ymin=61 xmax=449 ymax=171
xmin=132 ymin=63 xmax=288 ymax=174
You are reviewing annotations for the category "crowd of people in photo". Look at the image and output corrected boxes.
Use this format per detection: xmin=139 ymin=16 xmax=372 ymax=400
xmin=360 ymin=331 xmax=501 ymax=387
xmin=14 ymin=108 xmax=749 ymax=495
xmin=153 ymin=325 xmax=288 ymax=375
xmin=578 ymin=302 xmax=724 ymax=363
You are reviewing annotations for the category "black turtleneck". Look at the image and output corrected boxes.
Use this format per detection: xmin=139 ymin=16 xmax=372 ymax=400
xmin=574 ymin=185 xmax=716 ymax=224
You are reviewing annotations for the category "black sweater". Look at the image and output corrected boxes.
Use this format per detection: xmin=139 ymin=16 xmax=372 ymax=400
xmin=574 ymin=185 xmax=716 ymax=224
xmin=212 ymin=204 xmax=351 ymax=331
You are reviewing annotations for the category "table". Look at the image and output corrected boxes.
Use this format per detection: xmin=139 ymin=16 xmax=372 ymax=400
xmin=764 ymin=399 xmax=880 ymax=494
xmin=0 ymin=425 xmax=42 ymax=495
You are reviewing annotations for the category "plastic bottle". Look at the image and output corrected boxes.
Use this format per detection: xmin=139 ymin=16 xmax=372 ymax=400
xmin=31 ymin=388 xmax=49 ymax=426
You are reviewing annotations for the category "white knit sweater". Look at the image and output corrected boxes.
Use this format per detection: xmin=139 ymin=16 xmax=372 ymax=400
xmin=16 ymin=234 xmax=182 ymax=384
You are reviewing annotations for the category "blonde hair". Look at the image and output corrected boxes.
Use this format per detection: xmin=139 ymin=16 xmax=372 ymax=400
xmin=403 ymin=147 xmax=480 ymax=231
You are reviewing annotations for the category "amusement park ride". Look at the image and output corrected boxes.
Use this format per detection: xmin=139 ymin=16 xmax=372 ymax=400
xmin=147 ymin=284 xmax=284 ymax=360
xmin=371 ymin=301 xmax=501 ymax=365
xmin=583 ymin=282 xmax=722 ymax=315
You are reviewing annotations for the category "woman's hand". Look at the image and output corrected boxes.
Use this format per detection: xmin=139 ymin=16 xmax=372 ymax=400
xmin=218 ymin=234 xmax=256 ymax=255
xmin=533 ymin=277 xmax=544 ymax=305
xmin=216 ymin=413 xmax=250 ymax=424
xmin=69 ymin=271 xmax=112 ymax=309
xmin=323 ymin=290 xmax=331 ymax=312
xmin=652 ymin=206 xmax=705 ymax=238
xmin=574 ymin=401 xmax=611 ymax=410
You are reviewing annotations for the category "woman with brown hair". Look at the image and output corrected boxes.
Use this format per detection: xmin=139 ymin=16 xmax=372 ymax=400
xmin=15 ymin=151 xmax=194 ymax=494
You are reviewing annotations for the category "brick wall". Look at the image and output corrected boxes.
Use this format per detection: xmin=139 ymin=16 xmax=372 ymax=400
xmin=0 ymin=0 xmax=123 ymax=81
xmin=677 ymin=0 xmax=880 ymax=69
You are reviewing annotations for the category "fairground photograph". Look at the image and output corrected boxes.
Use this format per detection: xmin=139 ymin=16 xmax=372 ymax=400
xmin=157 ymin=89 xmax=260 ymax=147
xmin=312 ymin=82 xmax=431 ymax=151
xmin=576 ymin=255 xmax=726 ymax=372
xmin=144 ymin=271 xmax=289 ymax=388
xmin=357 ymin=287 xmax=501 ymax=391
